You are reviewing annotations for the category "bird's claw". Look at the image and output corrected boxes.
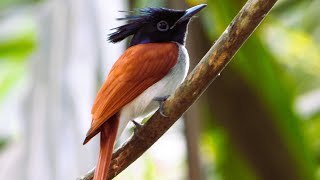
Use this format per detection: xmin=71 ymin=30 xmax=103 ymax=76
xmin=153 ymin=95 xmax=170 ymax=117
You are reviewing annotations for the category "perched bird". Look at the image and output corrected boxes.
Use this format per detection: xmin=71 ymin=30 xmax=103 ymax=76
xmin=83 ymin=4 xmax=207 ymax=180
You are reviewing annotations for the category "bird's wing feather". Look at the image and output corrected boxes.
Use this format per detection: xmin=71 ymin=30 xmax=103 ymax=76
xmin=84 ymin=42 xmax=179 ymax=143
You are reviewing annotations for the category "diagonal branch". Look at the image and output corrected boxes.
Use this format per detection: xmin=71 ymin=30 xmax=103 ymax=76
xmin=79 ymin=0 xmax=278 ymax=179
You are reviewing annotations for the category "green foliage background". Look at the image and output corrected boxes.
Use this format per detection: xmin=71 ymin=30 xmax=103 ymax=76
xmin=1 ymin=0 xmax=320 ymax=179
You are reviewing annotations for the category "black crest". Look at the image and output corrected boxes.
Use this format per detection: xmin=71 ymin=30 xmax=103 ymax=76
xmin=108 ymin=8 xmax=184 ymax=43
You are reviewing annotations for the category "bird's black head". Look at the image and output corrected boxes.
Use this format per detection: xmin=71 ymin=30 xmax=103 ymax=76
xmin=108 ymin=4 xmax=207 ymax=46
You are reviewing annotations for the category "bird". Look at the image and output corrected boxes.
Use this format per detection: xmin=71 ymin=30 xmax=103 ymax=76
xmin=83 ymin=4 xmax=207 ymax=180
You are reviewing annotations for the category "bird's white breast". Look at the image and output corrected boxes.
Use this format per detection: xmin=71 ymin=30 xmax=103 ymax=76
xmin=117 ymin=43 xmax=189 ymax=139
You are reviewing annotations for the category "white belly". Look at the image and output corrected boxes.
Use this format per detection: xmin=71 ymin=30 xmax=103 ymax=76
xmin=117 ymin=43 xmax=189 ymax=139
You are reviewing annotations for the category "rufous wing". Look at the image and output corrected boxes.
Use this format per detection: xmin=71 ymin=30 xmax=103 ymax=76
xmin=84 ymin=42 xmax=179 ymax=144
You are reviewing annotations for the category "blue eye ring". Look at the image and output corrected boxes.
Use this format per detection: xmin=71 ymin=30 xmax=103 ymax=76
xmin=157 ymin=20 xmax=169 ymax=32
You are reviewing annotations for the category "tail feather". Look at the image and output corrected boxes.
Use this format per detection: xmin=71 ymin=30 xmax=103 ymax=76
xmin=93 ymin=114 xmax=119 ymax=180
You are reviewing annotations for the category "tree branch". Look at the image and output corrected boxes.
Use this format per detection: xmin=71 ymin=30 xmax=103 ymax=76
xmin=79 ymin=0 xmax=277 ymax=179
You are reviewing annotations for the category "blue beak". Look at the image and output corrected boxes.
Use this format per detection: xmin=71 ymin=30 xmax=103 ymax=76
xmin=170 ymin=4 xmax=207 ymax=29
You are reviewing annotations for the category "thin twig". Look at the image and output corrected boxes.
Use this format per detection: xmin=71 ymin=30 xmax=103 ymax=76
xmin=79 ymin=0 xmax=278 ymax=179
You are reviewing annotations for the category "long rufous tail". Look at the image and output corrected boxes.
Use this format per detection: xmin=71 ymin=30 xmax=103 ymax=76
xmin=93 ymin=114 xmax=119 ymax=180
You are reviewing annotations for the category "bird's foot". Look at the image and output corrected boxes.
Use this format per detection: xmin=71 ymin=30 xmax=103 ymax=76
xmin=132 ymin=120 xmax=143 ymax=134
xmin=153 ymin=95 xmax=170 ymax=117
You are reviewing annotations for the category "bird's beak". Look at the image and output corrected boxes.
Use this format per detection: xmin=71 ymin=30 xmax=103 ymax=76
xmin=170 ymin=4 xmax=207 ymax=29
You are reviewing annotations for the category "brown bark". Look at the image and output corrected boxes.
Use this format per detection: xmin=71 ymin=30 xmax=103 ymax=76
xmin=79 ymin=0 xmax=278 ymax=179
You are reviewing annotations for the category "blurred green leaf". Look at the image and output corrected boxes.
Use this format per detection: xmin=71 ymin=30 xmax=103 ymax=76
xmin=133 ymin=0 xmax=164 ymax=9
xmin=0 ymin=17 xmax=36 ymax=101
xmin=262 ymin=19 xmax=320 ymax=93
xmin=143 ymin=156 xmax=157 ymax=180
xmin=0 ymin=137 xmax=8 ymax=151
xmin=272 ymin=0 xmax=312 ymax=15
xmin=0 ymin=0 xmax=41 ymax=10
xmin=202 ymin=129 xmax=259 ymax=180
xmin=0 ymin=18 xmax=36 ymax=61
xmin=0 ymin=35 xmax=35 ymax=62
xmin=0 ymin=61 xmax=25 ymax=100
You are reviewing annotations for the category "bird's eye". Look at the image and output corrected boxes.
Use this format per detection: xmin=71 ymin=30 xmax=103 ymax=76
xmin=157 ymin=20 xmax=169 ymax=32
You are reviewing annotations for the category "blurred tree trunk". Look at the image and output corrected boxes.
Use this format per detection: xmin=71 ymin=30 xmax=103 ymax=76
xmin=167 ymin=1 xmax=210 ymax=180
xmin=206 ymin=67 xmax=297 ymax=179
xmin=183 ymin=12 xmax=211 ymax=180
